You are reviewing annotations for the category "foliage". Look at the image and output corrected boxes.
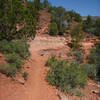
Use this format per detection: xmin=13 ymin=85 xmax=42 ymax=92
xmin=46 ymin=56 xmax=57 ymax=67
xmin=67 ymin=10 xmax=82 ymax=23
xmin=71 ymin=24 xmax=83 ymax=49
xmin=46 ymin=57 xmax=87 ymax=94
xmin=0 ymin=40 xmax=29 ymax=77
xmin=88 ymin=42 xmax=100 ymax=81
xmin=42 ymin=0 xmax=51 ymax=8
xmin=0 ymin=0 xmax=40 ymax=78
xmin=6 ymin=53 xmax=24 ymax=70
xmin=0 ymin=0 xmax=40 ymax=40
xmin=34 ymin=0 xmax=40 ymax=11
xmin=82 ymin=64 xmax=96 ymax=79
xmin=49 ymin=22 xmax=58 ymax=36
xmin=50 ymin=7 xmax=67 ymax=35
xmin=0 ymin=40 xmax=30 ymax=59
xmin=82 ymin=16 xmax=94 ymax=34
xmin=94 ymin=18 xmax=100 ymax=36
xmin=73 ymin=50 xmax=83 ymax=63
xmin=0 ymin=64 xmax=17 ymax=77
xmin=48 ymin=5 xmax=82 ymax=36
xmin=82 ymin=16 xmax=100 ymax=36
xmin=74 ymin=89 xmax=84 ymax=97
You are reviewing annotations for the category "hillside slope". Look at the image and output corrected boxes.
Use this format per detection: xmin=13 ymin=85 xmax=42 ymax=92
xmin=0 ymin=9 xmax=100 ymax=100
xmin=0 ymin=9 xmax=66 ymax=100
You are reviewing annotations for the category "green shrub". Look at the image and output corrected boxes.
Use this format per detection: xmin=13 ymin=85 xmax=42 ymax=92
xmin=12 ymin=40 xmax=30 ymax=59
xmin=82 ymin=16 xmax=94 ymax=34
xmin=94 ymin=18 xmax=100 ymax=36
xmin=74 ymin=89 xmax=84 ymax=97
xmin=0 ymin=64 xmax=17 ymax=77
xmin=82 ymin=64 xmax=96 ymax=79
xmin=82 ymin=16 xmax=100 ymax=36
xmin=46 ymin=58 xmax=87 ymax=94
xmin=0 ymin=40 xmax=13 ymax=54
xmin=49 ymin=22 xmax=58 ymax=36
xmin=49 ymin=7 xmax=82 ymax=36
xmin=73 ymin=50 xmax=83 ymax=63
xmin=0 ymin=40 xmax=29 ymax=77
xmin=71 ymin=24 xmax=83 ymax=49
xmin=0 ymin=40 xmax=30 ymax=59
xmin=0 ymin=0 xmax=37 ymax=40
xmin=46 ymin=56 xmax=57 ymax=67
xmin=70 ymin=40 xmax=81 ymax=49
xmin=88 ymin=43 xmax=100 ymax=81
xmin=6 ymin=53 xmax=24 ymax=70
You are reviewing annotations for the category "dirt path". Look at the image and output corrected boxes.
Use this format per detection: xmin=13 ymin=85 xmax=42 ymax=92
xmin=24 ymin=37 xmax=66 ymax=100
xmin=0 ymin=32 xmax=67 ymax=100
xmin=0 ymin=9 xmax=99 ymax=100
xmin=0 ymin=37 xmax=65 ymax=100
xmin=0 ymin=9 xmax=67 ymax=100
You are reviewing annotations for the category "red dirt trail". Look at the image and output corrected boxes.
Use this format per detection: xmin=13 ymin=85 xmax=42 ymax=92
xmin=0 ymin=9 xmax=62 ymax=100
xmin=0 ymin=39 xmax=61 ymax=100
xmin=0 ymin=9 xmax=100 ymax=100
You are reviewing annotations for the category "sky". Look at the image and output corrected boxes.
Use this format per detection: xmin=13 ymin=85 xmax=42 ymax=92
xmin=48 ymin=0 xmax=100 ymax=16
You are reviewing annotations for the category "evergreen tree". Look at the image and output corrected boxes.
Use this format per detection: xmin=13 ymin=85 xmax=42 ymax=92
xmin=94 ymin=18 xmax=100 ymax=36
xmin=49 ymin=22 xmax=58 ymax=36
xmin=71 ymin=24 xmax=83 ymax=49
xmin=89 ymin=42 xmax=100 ymax=81
xmin=83 ymin=16 xmax=94 ymax=33
xmin=51 ymin=7 xmax=67 ymax=35
xmin=34 ymin=0 xmax=40 ymax=10
xmin=0 ymin=0 xmax=37 ymax=40
xmin=43 ymin=0 xmax=49 ymax=8
xmin=67 ymin=10 xmax=82 ymax=22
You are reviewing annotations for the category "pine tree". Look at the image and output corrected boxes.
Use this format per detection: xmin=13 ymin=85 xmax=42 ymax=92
xmin=83 ymin=16 xmax=93 ymax=33
xmin=34 ymin=0 xmax=40 ymax=10
xmin=43 ymin=0 xmax=49 ymax=8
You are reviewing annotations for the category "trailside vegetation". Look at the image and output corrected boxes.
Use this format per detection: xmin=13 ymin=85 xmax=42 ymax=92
xmin=49 ymin=22 xmax=58 ymax=36
xmin=0 ymin=0 xmax=41 ymax=40
xmin=46 ymin=56 xmax=87 ymax=95
xmin=0 ymin=40 xmax=30 ymax=77
xmin=70 ymin=24 xmax=83 ymax=49
xmin=0 ymin=0 xmax=41 ymax=77
xmin=88 ymin=42 xmax=100 ymax=81
xmin=48 ymin=6 xmax=82 ymax=36
xmin=83 ymin=16 xmax=100 ymax=36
